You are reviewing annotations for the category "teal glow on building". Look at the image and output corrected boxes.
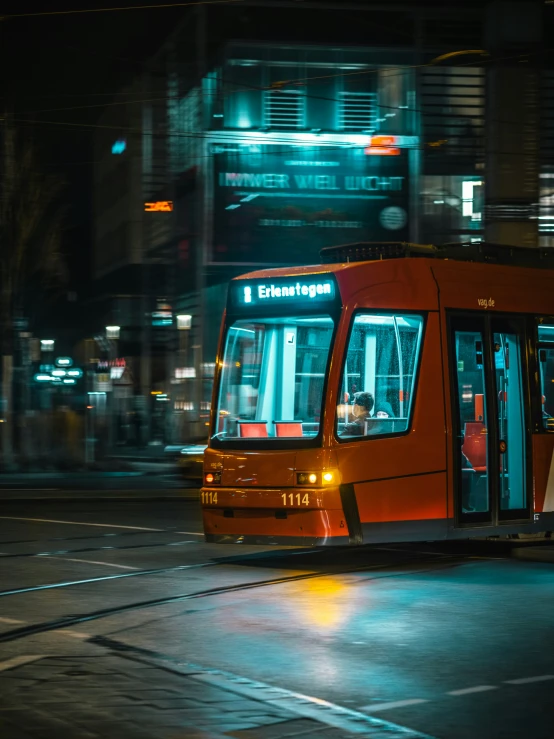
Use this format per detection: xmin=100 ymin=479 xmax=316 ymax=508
xmin=91 ymin=0 xmax=547 ymax=444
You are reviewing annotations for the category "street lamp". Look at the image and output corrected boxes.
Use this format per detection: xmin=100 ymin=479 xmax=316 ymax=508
xmin=175 ymin=315 xmax=195 ymax=440
xmin=105 ymin=325 xmax=121 ymax=340
xmin=104 ymin=326 xmax=121 ymax=449
xmin=177 ymin=315 xmax=192 ymax=331
xmin=176 ymin=316 xmax=192 ymax=367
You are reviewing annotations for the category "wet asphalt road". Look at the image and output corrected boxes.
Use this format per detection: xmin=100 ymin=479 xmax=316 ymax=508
xmin=0 ymin=498 xmax=553 ymax=739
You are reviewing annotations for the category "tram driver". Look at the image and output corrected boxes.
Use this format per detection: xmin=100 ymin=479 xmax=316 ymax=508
xmin=341 ymin=391 xmax=375 ymax=436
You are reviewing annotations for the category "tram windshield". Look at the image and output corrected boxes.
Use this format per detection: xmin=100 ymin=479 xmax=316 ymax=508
xmin=214 ymin=315 xmax=334 ymax=441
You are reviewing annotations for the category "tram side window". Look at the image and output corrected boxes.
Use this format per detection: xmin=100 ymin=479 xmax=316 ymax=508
xmin=337 ymin=314 xmax=424 ymax=439
xmin=537 ymin=323 xmax=554 ymax=431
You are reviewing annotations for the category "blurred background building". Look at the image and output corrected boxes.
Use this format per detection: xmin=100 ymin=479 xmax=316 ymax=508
xmin=84 ymin=0 xmax=547 ymax=447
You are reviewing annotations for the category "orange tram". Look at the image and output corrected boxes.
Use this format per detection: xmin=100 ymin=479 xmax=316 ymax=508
xmin=201 ymin=241 xmax=554 ymax=546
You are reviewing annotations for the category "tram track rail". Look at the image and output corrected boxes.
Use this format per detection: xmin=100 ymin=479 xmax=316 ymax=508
xmin=0 ymin=542 xmax=496 ymax=600
xmin=0 ymin=552 xmax=465 ymax=644
xmin=0 ymin=537 xmax=199 ymax=560
xmin=0 ymin=545 xmax=328 ymax=598
xmin=0 ymin=561 xmax=217 ymax=598
xmin=0 ymin=527 xmax=185 ymax=547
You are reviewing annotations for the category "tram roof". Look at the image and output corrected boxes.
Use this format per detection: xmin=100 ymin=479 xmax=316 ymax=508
xmin=234 ymin=242 xmax=554 ymax=282
xmin=320 ymin=241 xmax=554 ymax=267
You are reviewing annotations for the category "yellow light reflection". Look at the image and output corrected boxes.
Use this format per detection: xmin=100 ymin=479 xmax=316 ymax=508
xmin=288 ymin=577 xmax=351 ymax=630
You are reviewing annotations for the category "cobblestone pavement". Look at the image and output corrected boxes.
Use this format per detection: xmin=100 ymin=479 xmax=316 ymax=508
xmin=0 ymin=652 xmax=353 ymax=739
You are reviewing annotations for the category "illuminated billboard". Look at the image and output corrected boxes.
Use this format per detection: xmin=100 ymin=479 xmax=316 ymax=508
xmin=211 ymin=143 xmax=409 ymax=264
xmin=145 ymin=201 xmax=173 ymax=212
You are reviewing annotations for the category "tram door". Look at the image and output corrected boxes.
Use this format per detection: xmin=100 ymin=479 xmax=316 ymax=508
xmin=450 ymin=315 xmax=531 ymax=525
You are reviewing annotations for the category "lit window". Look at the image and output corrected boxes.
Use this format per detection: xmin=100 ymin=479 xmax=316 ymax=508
xmin=175 ymin=367 xmax=196 ymax=379
xmin=214 ymin=315 xmax=334 ymax=442
xmin=538 ymin=322 xmax=554 ymax=431
xmin=462 ymin=180 xmax=483 ymax=220
xmin=337 ymin=313 xmax=424 ymax=439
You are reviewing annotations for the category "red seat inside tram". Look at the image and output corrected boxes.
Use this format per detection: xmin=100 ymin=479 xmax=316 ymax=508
xmin=238 ymin=422 xmax=268 ymax=438
xmin=462 ymin=422 xmax=487 ymax=472
xmin=274 ymin=421 xmax=303 ymax=437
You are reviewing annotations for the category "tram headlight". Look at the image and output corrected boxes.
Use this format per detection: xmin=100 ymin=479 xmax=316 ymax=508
xmin=296 ymin=472 xmax=319 ymax=485
xmin=204 ymin=471 xmax=221 ymax=485
xmin=322 ymin=470 xmax=340 ymax=485
xmin=296 ymin=470 xmax=340 ymax=486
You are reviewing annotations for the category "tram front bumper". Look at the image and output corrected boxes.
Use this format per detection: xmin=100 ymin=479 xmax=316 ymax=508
xmin=200 ymin=485 xmax=350 ymax=545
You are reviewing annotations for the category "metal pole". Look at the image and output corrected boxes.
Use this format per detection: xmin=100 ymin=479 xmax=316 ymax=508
xmin=409 ymin=13 xmax=423 ymax=244
xmin=141 ymin=73 xmax=153 ymax=448
xmin=195 ymin=3 xmax=207 ymax=437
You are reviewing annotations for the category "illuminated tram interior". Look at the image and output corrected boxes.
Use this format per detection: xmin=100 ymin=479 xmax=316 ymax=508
xmin=214 ymin=313 xmax=424 ymax=441
xmin=215 ymin=316 xmax=334 ymax=439
xmin=538 ymin=324 xmax=554 ymax=432
xmin=454 ymin=328 xmax=527 ymax=514
xmin=338 ymin=314 xmax=423 ymax=436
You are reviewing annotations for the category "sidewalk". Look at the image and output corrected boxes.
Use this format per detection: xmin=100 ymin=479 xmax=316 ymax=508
xmin=0 ymin=647 xmax=422 ymax=739
xmin=0 ymin=652 xmax=298 ymax=739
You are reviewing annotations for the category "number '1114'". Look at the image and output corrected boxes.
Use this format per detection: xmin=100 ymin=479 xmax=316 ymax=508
xmin=282 ymin=493 xmax=310 ymax=506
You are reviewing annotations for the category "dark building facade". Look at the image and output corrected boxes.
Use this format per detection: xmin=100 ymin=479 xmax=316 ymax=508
xmin=91 ymin=0 xmax=548 ymax=443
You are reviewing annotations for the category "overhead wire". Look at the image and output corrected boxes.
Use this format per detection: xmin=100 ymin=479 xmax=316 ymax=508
xmin=6 ymin=95 xmax=516 ymax=161
xmin=15 ymin=115 xmax=530 ymax=170
xmin=0 ymin=0 xmax=244 ymax=21
xmin=16 ymin=47 xmax=491 ymax=109
xmin=2 ymin=0 xmax=550 ymax=125
xmin=3 ymin=57 xmax=513 ymax=161
xmin=3 ymin=0 xmax=546 ymax=123
xmin=9 ymin=58 xmax=490 ymax=123
xmin=268 ymin=49 xmax=491 ymax=88
xmin=4 ymin=24 xmax=547 ymax=165
xmin=11 ymin=43 xmax=545 ymax=134
xmin=21 ymin=97 xmax=170 ymax=114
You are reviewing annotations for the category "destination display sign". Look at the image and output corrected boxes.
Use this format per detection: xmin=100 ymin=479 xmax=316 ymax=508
xmin=212 ymin=143 xmax=409 ymax=265
xmin=228 ymin=276 xmax=339 ymax=310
